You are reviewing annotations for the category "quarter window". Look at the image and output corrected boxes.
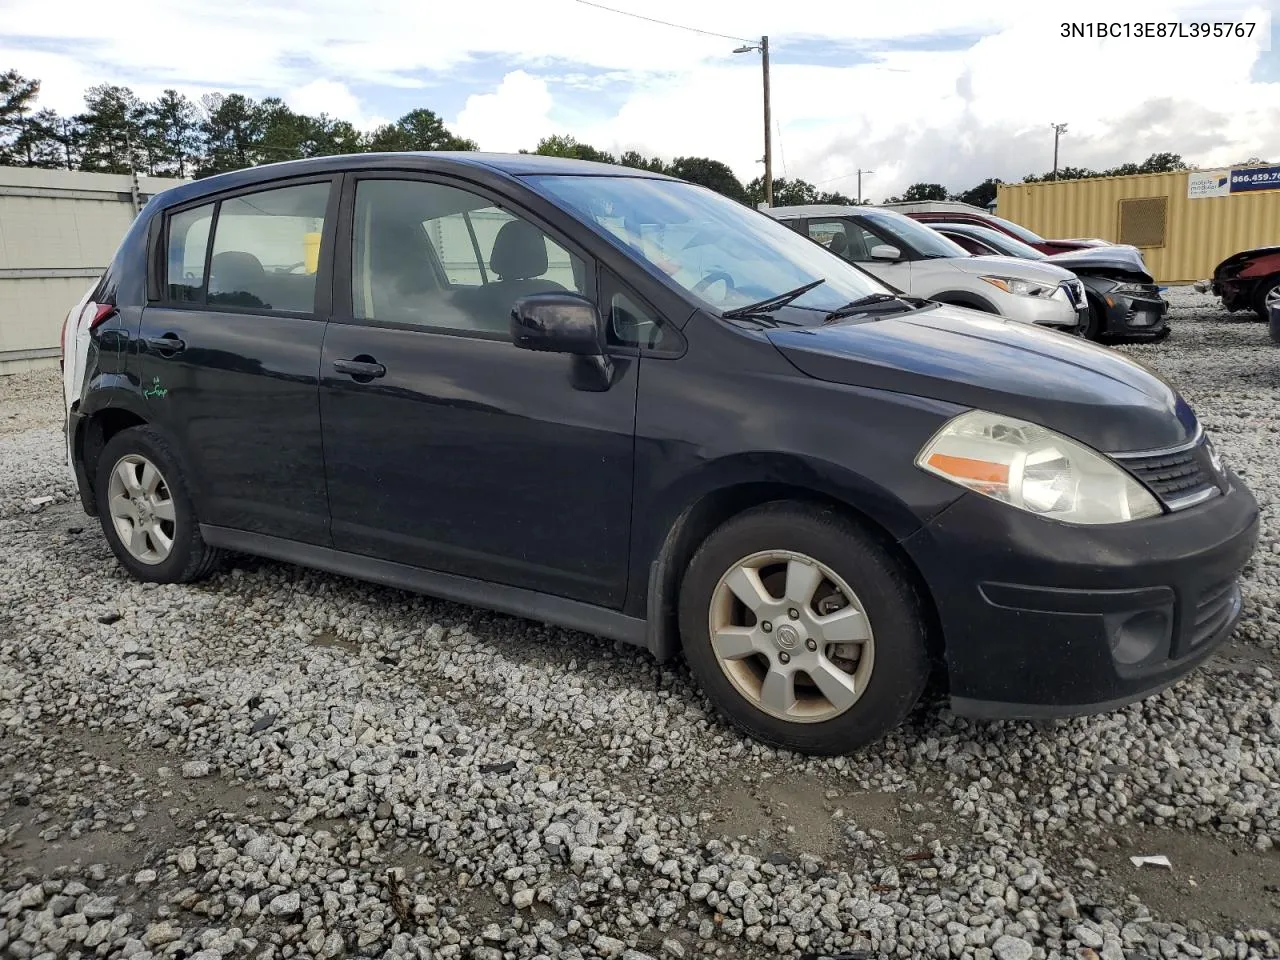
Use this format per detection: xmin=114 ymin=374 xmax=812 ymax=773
xmin=351 ymin=179 xmax=588 ymax=333
xmin=206 ymin=182 xmax=330 ymax=313
xmin=165 ymin=203 xmax=214 ymax=302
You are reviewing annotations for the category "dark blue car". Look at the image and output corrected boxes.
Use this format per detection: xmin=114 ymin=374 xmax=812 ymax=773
xmin=61 ymin=153 xmax=1258 ymax=755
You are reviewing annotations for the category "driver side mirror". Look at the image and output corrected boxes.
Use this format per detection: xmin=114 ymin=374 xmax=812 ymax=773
xmin=511 ymin=293 xmax=604 ymax=356
xmin=870 ymin=244 xmax=902 ymax=262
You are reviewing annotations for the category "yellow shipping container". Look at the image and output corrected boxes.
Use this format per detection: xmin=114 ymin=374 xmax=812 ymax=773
xmin=996 ymin=171 xmax=1280 ymax=284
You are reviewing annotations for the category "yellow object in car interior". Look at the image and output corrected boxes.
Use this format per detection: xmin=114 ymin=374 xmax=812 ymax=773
xmin=304 ymin=232 xmax=321 ymax=274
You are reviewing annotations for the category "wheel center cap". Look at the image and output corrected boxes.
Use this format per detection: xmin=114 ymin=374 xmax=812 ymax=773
xmin=774 ymin=623 xmax=801 ymax=650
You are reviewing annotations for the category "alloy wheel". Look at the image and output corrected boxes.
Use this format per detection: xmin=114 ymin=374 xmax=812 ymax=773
xmin=107 ymin=454 xmax=177 ymax=565
xmin=708 ymin=550 xmax=875 ymax=723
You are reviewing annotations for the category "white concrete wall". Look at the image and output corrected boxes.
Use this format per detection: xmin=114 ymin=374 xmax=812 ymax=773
xmin=0 ymin=166 xmax=189 ymax=374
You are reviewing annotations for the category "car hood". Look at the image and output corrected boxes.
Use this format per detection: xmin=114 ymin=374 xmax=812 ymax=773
xmin=767 ymin=305 xmax=1197 ymax=453
xmin=1045 ymin=247 xmax=1153 ymax=282
xmin=944 ymin=254 xmax=1075 ymax=282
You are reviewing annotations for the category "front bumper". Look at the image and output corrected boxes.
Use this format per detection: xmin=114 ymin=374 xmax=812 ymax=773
xmin=999 ymin=291 xmax=1086 ymax=332
xmin=1099 ymin=291 xmax=1168 ymax=338
xmin=1213 ymin=277 xmax=1255 ymax=312
xmin=902 ymin=473 xmax=1259 ymax=718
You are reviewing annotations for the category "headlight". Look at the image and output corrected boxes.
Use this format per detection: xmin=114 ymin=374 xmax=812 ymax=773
xmin=1110 ymin=282 xmax=1156 ymax=296
xmin=916 ymin=410 xmax=1162 ymax=524
xmin=981 ymin=276 xmax=1057 ymax=298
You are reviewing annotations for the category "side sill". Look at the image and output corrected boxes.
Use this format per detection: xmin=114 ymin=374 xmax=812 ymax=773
xmin=200 ymin=525 xmax=649 ymax=650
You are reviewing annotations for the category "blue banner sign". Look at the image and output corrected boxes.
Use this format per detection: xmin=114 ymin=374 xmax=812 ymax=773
xmin=1229 ymin=165 xmax=1280 ymax=193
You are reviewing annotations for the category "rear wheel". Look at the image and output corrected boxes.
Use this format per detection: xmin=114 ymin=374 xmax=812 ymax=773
xmin=94 ymin=426 xmax=222 ymax=583
xmin=1253 ymin=275 xmax=1280 ymax=321
xmin=679 ymin=502 xmax=930 ymax=755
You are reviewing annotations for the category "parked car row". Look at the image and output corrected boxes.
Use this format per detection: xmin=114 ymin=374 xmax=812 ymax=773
xmin=766 ymin=202 xmax=1168 ymax=342
xmin=62 ymin=154 xmax=1258 ymax=756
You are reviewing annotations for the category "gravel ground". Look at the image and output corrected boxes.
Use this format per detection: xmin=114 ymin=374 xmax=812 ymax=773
xmin=1 ymin=287 xmax=1277 ymax=960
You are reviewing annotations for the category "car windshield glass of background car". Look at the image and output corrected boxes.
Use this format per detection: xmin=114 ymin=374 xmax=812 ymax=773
xmin=863 ymin=211 xmax=972 ymax=259
xmin=530 ymin=176 xmax=892 ymax=320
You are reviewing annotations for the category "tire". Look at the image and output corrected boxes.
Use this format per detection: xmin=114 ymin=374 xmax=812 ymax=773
xmin=679 ymin=502 xmax=930 ymax=755
xmin=1253 ymin=275 xmax=1280 ymax=322
xmin=94 ymin=425 xmax=223 ymax=583
xmin=1083 ymin=298 xmax=1105 ymax=341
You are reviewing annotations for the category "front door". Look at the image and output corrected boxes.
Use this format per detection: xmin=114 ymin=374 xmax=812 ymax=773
xmin=138 ymin=178 xmax=336 ymax=544
xmin=318 ymin=175 xmax=637 ymax=607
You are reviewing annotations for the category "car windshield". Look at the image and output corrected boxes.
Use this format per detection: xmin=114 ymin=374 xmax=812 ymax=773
xmin=986 ymin=214 xmax=1045 ymax=244
xmin=528 ymin=175 xmax=892 ymax=320
xmin=937 ymin=223 xmax=1047 ymax=260
xmin=861 ymin=211 xmax=971 ymax=259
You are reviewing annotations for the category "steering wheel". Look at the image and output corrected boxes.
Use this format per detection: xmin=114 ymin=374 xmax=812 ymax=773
xmin=692 ymin=270 xmax=736 ymax=297
xmin=278 ymin=261 xmax=309 ymax=274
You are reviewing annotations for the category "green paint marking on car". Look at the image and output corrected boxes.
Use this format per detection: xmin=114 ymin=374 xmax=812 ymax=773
xmin=144 ymin=377 xmax=168 ymax=399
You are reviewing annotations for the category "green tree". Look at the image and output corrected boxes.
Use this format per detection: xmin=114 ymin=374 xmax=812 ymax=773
xmin=197 ymin=93 xmax=265 ymax=176
xmin=0 ymin=69 xmax=44 ymax=165
xmin=900 ymin=182 xmax=948 ymax=201
xmin=140 ymin=89 xmax=201 ymax=177
xmin=952 ymin=177 xmax=1002 ymax=208
xmin=746 ymin=176 xmax=823 ymax=206
xmin=533 ymin=134 xmax=615 ymax=163
xmin=367 ymin=108 xmax=476 ymax=152
xmin=76 ymin=84 xmax=145 ymax=173
xmin=618 ymin=149 xmax=667 ymax=174
xmin=667 ymin=156 xmax=746 ymax=201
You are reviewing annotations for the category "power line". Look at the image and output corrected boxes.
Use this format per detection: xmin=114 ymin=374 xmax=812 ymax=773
xmin=571 ymin=0 xmax=753 ymax=44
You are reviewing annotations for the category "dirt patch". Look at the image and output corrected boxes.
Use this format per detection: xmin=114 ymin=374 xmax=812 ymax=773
xmin=699 ymin=768 xmax=945 ymax=864
xmin=1093 ymin=825 xmax=1280 ymax=931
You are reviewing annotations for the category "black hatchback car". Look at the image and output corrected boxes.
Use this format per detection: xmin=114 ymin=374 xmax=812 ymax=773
xmin=62 ymin=153 xmax=1258 ymax=756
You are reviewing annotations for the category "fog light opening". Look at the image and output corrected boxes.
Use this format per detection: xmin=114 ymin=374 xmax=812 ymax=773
xmin=1109 ymin=608 xmax=1171 ymax=665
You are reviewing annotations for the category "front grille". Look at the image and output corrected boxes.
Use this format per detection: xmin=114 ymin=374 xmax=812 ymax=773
xmin=1117 ymin=438 xmax=1220 ymax=510
xmin=1190 ymin=578 xmax=1240 ymax=648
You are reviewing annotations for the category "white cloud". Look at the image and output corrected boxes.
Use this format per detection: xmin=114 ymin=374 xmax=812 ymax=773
xmin=454 ymin=71 xmax=555 ymax=152
xmin=2 ymin=0 xmax=1277 ymax=199
xmin=286 ymin=79 xmax=385 ymax=131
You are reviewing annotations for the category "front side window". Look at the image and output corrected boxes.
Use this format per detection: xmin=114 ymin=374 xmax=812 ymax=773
xmin=806 ymin=218 xmax=872 ymax=262
xmin=206 ymin=182 xmax=330 ymax=313
xmin=166 ymin=203 xmax=214 ymax=302
xmin=351 ymin=179 xmax=587 ymax=333
xmin=859 ymin=212 xmax=970 ymax=260
xmin=528 ymin=175 xmax=891 ymax=324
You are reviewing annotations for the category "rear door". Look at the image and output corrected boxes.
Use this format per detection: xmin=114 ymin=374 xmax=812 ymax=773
xmin=138 ymin=177 xmax=338 ymax=544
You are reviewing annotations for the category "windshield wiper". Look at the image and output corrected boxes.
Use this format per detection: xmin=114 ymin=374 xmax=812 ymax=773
xmin=822 ymin=293 xmax=916 ymax=323
xmin=722 ymin=278 xmax=826 ymax=319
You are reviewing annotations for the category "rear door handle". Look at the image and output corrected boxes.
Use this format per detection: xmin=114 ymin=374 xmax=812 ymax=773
xmin=333 ymin=358 xmax=386 ymax=380
xmin=144 ymin=334 xmax=186 ymax=355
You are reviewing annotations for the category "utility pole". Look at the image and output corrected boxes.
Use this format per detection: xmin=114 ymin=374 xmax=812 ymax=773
xmin=734 ymin=35 xmax=772 ymax=207
xmin=761 ymin=36 xmax=772 ymax=208
xmin=1051 ymin=122 xmax=1068 ymax=180
xmin=856 ymin=168 xmax=874 ymax=205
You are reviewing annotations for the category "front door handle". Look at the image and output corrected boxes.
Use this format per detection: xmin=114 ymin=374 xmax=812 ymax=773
xmin=144 ymin=334 xmax=186 ymax=355
xmin=333 ymin=357 xmax=386 ymax=381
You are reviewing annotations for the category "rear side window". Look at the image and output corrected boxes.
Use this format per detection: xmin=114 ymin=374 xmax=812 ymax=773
xmin=166 ymin=204 xmax=214 ymax=302
xmin=208 ymin=183 xmax=330 ymax=313
xmin=164 ymin=181 xmax=330 ymax=314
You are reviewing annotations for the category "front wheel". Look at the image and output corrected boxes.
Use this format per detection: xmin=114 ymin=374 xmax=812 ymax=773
xmin=679 ymin=503 xmax=931 ymax=755
xmin=1253 ymin=275 xmax=1280 ymax=322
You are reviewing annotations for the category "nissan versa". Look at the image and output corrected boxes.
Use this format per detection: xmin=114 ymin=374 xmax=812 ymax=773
xmin=62 ymin=154 xmax=1259 ymax=756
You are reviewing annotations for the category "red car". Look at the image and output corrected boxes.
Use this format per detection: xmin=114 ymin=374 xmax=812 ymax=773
xmin=879 ymin=202 xmax=1108 ymax=256
xmin=1200 ymin=245 xmax=1280 ymax=321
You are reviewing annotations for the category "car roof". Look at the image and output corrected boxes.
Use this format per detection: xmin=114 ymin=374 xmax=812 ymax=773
xmin=767 ymin=204 xmax=911 ymax=220
xmin=877 ymin=200 xmax=989 ymax=214
xmin=149 ymin=152 xmax=673 ymax=211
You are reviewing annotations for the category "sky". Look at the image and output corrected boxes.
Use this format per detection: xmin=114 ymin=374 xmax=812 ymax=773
xmin=2 ymin=0 xmax=1278 ymax=200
